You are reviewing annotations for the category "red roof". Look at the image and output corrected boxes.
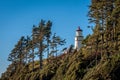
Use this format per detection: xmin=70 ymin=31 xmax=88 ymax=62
xmin=76 ymin=26 xmax=82 ymax=31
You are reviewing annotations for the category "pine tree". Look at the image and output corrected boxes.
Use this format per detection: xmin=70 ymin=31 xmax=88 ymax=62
xmin=8 ymin=36 xmax=26 ymax=69
xmin=50 ymin=33 xmax=66 ymax=57
xmin=88 ymin=0 xmax=116 ymax=58
xmin=16 ymin=36 xmax=26 ymax=65
xmin=32 ymin=20 xmax=51 ymax=69
xmin=111 ymin=0 xmax=120 ymax=50
xmin=24 ymin=36 xmax=31 ymax=64
xmin=8 ymin=47 xmax=18 ymax=70
xmin=44 ymin=20 xmax=52 ymax=58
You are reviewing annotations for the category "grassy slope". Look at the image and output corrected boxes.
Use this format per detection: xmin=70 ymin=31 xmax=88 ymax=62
xmin=1 ymin=49 xmax=120 ymax=80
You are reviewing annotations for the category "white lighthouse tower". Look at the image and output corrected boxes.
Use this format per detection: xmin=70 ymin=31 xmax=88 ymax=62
xmin=75 ymin=26 xmax=83 ymax=50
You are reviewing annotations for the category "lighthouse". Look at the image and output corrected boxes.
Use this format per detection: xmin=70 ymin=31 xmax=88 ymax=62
xmin=74 ymin=26 xmax=83 ymax=50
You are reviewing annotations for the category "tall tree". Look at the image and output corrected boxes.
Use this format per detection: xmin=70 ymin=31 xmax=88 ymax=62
xmin=88 ymin=0 xmax=116 ymax=56
xmin=111 ymin=0 xmax=120 ymax=50
xmin=24 ymin=36 xmax=31 ymax=64
xmin=8 ymin=36 xmax=26 ymax=68
xmin=8 ymin=46 xmax=18 ymax=70
xmin=16 ymin=36 xmax=26 ymax=65
xmin=44 ymin=20 xmax=52 ymax=58
xmin=50 ymin=33 xmax=66 ymax=57
xmin=32 ymin=20 xmax=52 ymax=69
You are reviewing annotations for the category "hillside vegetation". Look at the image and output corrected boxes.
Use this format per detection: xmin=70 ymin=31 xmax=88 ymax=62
xmin=1 ymin=48 xmax=120 ymax=80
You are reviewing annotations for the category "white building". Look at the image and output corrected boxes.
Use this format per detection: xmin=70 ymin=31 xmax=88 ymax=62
xmin=74 ymin=26 xmax=83 ymax=50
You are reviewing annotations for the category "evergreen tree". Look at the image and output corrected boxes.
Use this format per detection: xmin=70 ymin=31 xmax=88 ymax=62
xmin=17 ymin=36 xmax=26 ymax=65
xmin=111 ymin=0 xmax=120 ymax=50
xmin=32 ymin=20 xmax=52 ymax=69
xmin=88 ymin=0 xmax=117 ymax=57
xmin=50 ymin=33 xmax=66 ymax=57
xmin=8 ymin=47 xmax=18 ymax=70
xmin=24 ymin=36 xmax=31 ymax=64
xmin=8 ymin=36 xmax=26 ymax=68
xmin=44 ymin=20 xmax=52 ymax=58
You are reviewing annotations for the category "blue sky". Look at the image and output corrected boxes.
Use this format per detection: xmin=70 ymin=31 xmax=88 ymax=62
xmin=0 ymin=0 xmax=91 ymax=76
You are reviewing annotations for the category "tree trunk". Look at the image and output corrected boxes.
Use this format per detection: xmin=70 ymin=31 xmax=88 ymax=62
xmin=32 ymin=48 xmax=34 ymax=71
xmin=47 ymin=39 xmax=49 ymax=58
xmin=39 ymin=41 xmax=43 ymax=69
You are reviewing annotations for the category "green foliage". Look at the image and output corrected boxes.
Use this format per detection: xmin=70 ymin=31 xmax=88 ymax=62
xmin=82 ymin=53 xmax=120 ymax=80
xmin=1 ymin=0 xmax=120 ymax=79
xmin=1 ymin=47 xmax=120 ymax=80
